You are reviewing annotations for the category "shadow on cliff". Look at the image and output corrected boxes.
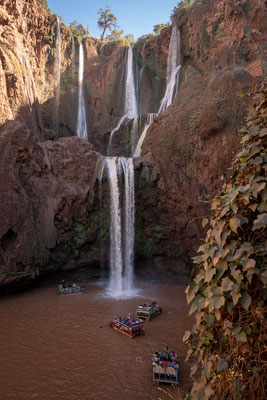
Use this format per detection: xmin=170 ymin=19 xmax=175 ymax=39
xmin=0 ymin=101 xmax=105 ymax=293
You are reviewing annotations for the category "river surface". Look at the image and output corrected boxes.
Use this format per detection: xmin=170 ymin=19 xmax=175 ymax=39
xmin=0 ymin=280 xmax=195 ymax=400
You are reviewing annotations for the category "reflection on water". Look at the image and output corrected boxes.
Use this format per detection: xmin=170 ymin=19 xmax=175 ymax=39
xmin=0 ymin=280 xmax=194 ymax=400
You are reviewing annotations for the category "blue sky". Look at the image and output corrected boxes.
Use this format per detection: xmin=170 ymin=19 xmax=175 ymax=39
xmin=48 ymin=0 xmax=178 ymax=40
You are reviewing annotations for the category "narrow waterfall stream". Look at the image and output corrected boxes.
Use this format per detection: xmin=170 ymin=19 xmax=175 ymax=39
xmin=54 ymin=17 xmax=61 ymax=134
xmin=108 ymin=47 xmax=138 ymax=154
xmin=76 ymin=42 xmax=88 ymax=140
xmin=133 ymin=25 xmax=182 ymax=157
xmin=158 ymin=25 xmax=181 ymax=113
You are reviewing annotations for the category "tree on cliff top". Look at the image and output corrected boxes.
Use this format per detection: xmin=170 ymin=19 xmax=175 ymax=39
xmin=69 ymin=20 xmax=90 ymax=39
xmin=97 ymin=4 xmax=119 ymax=41
xmin=183 ymin=79 xmax=267 ymax=399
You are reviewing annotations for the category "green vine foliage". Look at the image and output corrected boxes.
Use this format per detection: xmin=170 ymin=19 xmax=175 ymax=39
xmin=183 ymin=79 xmax=267 ymax=400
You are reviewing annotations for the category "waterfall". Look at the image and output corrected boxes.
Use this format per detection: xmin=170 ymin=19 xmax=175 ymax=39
xmin=133 ymin=25 xmax=181 ymax=157
xmin=71 ymin=36 xmax=75 ymax=83
xmin=124 ymin=47 xmax=138 ymax=119
xmin=121 ymin=157 xmax=135 ymax=291
xmin=158 ymin=25 xmax=181 ymax=113
xmin=54 ymin=17 xmax=61 ymax=134
xmin=99 ymin=157 xmax=136 ymax=297
xmin=108 ymin=47 xmax=138 ymax=154
xmin=98 ymin=26 xmax=181 ymax=297
xmin=133 ymin=113 xmax=157 ymax=158
xmin=76 ymin=42 xmax=88 ymax=140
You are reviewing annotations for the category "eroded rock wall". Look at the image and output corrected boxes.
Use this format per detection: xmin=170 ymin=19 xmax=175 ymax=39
xmin=137 ymin=0 xmax=266 ymax=266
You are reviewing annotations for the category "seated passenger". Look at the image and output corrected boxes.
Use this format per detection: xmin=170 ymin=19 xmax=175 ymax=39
xmin=163 ymin=346 xmax=171 ymax=360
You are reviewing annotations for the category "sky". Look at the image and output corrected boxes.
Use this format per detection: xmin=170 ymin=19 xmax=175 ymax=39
xmin=47 ymin=0 xmax=178 ymax=40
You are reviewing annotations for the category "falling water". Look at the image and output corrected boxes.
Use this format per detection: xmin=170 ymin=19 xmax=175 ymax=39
xmin=54 ymin=17 xmax=61 ymax=134
xmin=71 ymin=36 xmax=75 ymax=82
xmin=121 ymin=157 xmax=135 ymax=292
xmin=158 ymin=25 xmax=181 ymax=113
xmin=108 ymin=47 xmax=138 ymax=154
xmin=76 ymin=42 xmax=88 ymax=140
xmin=133 ymin=113 xmax=157 ymax=158
xmin=100 ymin=26 xmax=182 ymax=297
xmin=99 ymin=157 xmax=136 ymax=297
xmin=105 ymin=158 xmax=123 ymax=296
xmin=133 ymin=25 xmax=181 ymax=157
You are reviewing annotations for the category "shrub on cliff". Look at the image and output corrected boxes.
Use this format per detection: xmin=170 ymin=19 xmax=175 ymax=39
xmin=38 ymin=0 xmax=50 ymax=12
xmin=183 ymin=79 xmax=267 ymax=399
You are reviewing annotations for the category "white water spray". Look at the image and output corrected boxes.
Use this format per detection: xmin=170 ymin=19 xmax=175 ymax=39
xmin=76 ymin=42 xmax=88 ymax=140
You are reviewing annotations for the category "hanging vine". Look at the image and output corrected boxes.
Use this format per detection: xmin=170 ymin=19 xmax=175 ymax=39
xmin=183 ymin=79 xmax=267 ymax=399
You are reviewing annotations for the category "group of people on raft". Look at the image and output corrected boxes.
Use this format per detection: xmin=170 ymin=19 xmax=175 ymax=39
xmin=114 ymin=313 xmax=140 ymax=326
xmin=153 ymin=346 xmax=178 ymax=368
xmin=58 ymin=280 xmax=86 ymax=294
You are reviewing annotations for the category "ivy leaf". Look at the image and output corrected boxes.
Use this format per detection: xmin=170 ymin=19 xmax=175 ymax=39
xmin=183 ymin=331 xmax=191 ymax=342
xmin=217 ymin=357 xmax=228 ymax=372
xmin=205 ymin=267 xmax=216 ymax=283
xmin=229 ymin=217 xmax=241 ymax=234
xmin=239 ymin=290 xmax=251 ymax=310
xmin=190 ymin=364 xmax=198 ymax=376
xmin=185 ymin=349 xmax=193 ymax=362
xmin=202 ymin=218 xmax=209 ymax=227
xmin=258 ymin=201 xmax=267 ymax=213
xmin=252 ymin=213 xmax=267 ymax=230
xmin=215 ymin=260 xmax=227 ymax=279
xmin=240 ymin=257 xmax=256 ymax=269
xmin=232 ymin=290 xmax=241 ymax=305
xmin=204 ymin=361 xmax=212 ymax=379
xmin=213 ymin=295 xmax=225 ymax=309
xmin=259 ymin=128 xmax=267 ymax=137
xmin=260 ymin=270 xmax=267 ymax=285
xmin=236 ymin=331 xmax=247 ymax=342
xmin=204 ymin=314 xmax=215 ymax=328
xmin=221 ymin=277 xmax=234 ymax=292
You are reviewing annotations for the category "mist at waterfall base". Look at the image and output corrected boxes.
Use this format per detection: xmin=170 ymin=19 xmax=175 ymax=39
xmin=75 ymin=26 xmax=181 ymax=299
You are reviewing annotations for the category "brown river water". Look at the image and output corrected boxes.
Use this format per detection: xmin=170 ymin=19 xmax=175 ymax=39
xmin=0 ymin=280 xmax=195 ymax=400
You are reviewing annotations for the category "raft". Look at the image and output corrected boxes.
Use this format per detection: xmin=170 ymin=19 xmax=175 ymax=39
xmin=110 ymin=317 xmax=145 ymax=338
xmin=58 ymin=283 xmax=86 ymax=295
xmin=152 ymin=362 xmax=179 ymax=385
xmin=152 ymin=349 xmax=179 ymax=385
xmin=136 ymin=302 xmax=161 ymax=320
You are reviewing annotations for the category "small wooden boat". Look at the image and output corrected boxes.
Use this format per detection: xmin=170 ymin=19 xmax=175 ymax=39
xmin=136 ymin=302 xmax=161 ymax=320
xmin=110 ymin=316 xmax=145 ymax=338
xmin=152 ymin=349 xmax=179 ymax=385
xmin=58 ymin=282 xmax=86 ymax=295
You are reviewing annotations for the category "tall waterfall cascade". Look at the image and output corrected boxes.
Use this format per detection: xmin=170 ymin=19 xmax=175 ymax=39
xmin=54 ymin=17 xmax=61 ymax=134
xmin=99 ymin=157 xmax=136 ymax=297
xmin=76 ymin=43 xmax=88 ymax=140
xmin=99 ymin=26 xmax=181 ymax=298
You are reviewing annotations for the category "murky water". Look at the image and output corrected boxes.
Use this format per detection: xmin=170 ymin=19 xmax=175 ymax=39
xmin=0 ymin=280 xmax=195 ymax=400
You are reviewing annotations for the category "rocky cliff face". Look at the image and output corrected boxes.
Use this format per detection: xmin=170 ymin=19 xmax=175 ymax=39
xmin=135 ymin=0 xmax=266 ymax=269
xmin=0 ymin=0 xmax=266 ymax=289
